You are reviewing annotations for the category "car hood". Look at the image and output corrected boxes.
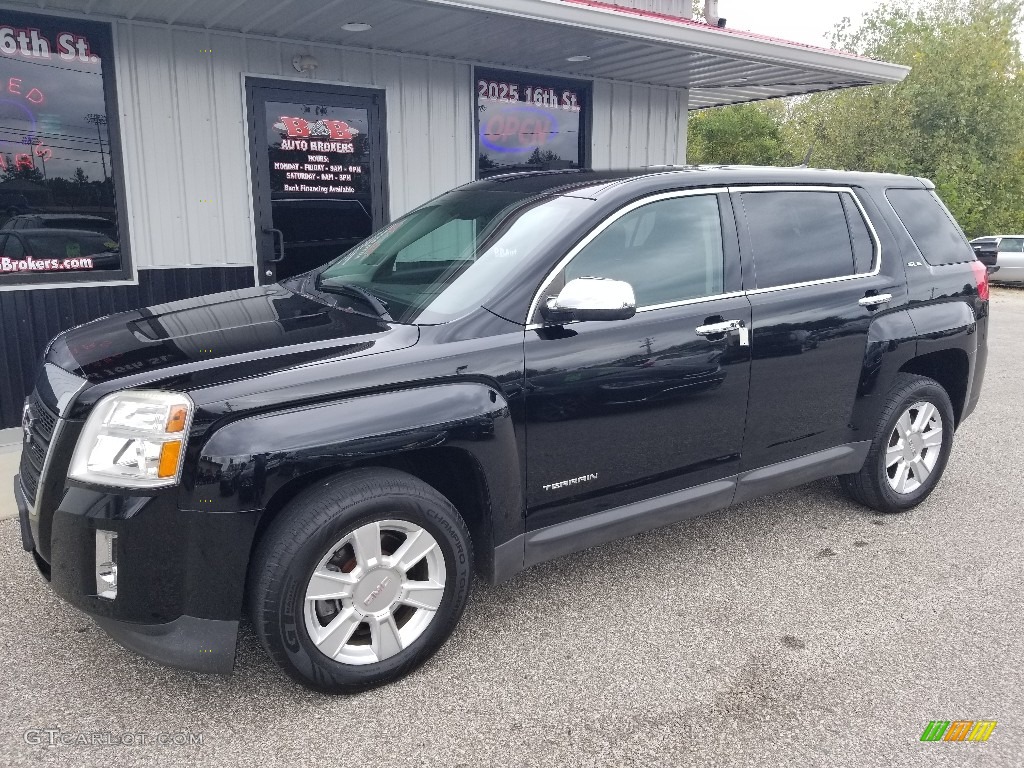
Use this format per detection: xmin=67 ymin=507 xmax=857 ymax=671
xmin=46 ymin=283 xmax=418 ymax=399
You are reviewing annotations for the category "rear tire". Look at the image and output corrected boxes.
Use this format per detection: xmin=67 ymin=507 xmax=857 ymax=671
xmin=248 ymin=468 xmax=473 ymax=693
xmin=840 ymin=374 xmax=955 ymax=514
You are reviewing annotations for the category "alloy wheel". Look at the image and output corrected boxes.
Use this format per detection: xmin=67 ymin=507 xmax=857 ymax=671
xmin=303 ymin=519 xmax=446 ymax=665
xmin=885 ymin=401 xmax=944 ymax=495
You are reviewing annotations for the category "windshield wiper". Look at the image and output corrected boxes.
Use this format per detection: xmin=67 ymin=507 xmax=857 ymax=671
xmin=315 ymin=276 xmax=392 ymax=321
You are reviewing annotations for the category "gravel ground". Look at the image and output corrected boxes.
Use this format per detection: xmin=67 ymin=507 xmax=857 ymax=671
xmin=1 ymin=288 xmax=1022 ymax=768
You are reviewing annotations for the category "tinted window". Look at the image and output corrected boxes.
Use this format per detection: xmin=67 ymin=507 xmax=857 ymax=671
xmin=740 ymin=191 xmax=854 ymax=289
xmin=999 ymin=238 xmax=1024 ymax=252
xmin=565 ymin=195 xmax=725 ymax=307
xmin=841 ymin=194 xmax=876 ymax=274
xmin=886 ymin=188 xmax=974 ymax=265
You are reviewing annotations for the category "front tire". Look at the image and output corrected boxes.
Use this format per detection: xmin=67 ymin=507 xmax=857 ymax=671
xmin=248 ymin=468 xmax=473 ymax=693
xmin=840 ymin=373 xmax=955 ymax=514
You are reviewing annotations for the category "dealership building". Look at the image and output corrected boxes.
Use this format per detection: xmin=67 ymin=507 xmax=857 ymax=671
xmin=0 ymin=0 xmax=907 ymax=428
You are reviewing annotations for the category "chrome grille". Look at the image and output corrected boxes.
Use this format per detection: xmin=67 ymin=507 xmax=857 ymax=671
xmin=19 ymin=392 xmax=59 ymax=506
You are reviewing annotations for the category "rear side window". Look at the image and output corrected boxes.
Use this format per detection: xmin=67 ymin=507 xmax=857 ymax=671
xmin=739 ymin=190 xmax=866 ymax=289
xmin=886 ymin=188 xmax=974 ymax=265
xmin=999 ymin=238 xmax=1024 ymax=252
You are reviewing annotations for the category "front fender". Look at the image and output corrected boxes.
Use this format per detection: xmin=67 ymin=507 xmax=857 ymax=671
xmin=182 ymin=382 xmax=522 ymax=561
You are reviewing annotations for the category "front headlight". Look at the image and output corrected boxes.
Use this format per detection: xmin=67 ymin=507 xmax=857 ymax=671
xmin=69 ymin=390 xmax=194 ymax=488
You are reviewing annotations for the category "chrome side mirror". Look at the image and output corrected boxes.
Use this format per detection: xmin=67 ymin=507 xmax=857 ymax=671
xmin=542 ymin=277 xmax=636 ymax=323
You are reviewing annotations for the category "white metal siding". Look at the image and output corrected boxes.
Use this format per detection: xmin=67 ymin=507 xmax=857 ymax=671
xmin=111 ymin=21 xmax=688 ymax=270
xmin=591 ymin=80 xmax=687 ymax=169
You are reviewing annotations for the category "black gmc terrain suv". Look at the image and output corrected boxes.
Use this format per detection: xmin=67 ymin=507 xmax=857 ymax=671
xmin=14 ymin=168 xmax=989 ymax=693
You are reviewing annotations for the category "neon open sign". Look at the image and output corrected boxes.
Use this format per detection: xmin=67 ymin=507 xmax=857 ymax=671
xmin=479 ymin=104 xmax=561 ymax=154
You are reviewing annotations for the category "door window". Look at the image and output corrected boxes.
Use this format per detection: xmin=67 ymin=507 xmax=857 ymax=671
xmin=999 ymin=238 xmax=1024 ymax=252
xmin=247 ymin=79 xmax=387 ymax=283
xmin=563 ymin=194 xmax=725 ymax=307
xmin=740 ymin=191 xmax=859 ymax=289
xmin=841 ymin=194 xmax=876 ymax=274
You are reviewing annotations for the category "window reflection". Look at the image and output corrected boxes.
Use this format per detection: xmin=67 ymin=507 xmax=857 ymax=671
xmin=476 ymin=69 xmax=588 ymax=178
xmin=0 ymin=11 xmax=121 ymax=279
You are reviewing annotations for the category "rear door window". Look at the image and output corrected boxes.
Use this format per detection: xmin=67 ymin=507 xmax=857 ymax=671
xmin=738 ymin=190 xmax=859 ymax=289
xmin=841 ymin=194 xmax=876 ymax=274
xmin=999 ymin=238 xmax=1024 ymax=252
xmin=886 ymin=188 xmax=974 ymax=265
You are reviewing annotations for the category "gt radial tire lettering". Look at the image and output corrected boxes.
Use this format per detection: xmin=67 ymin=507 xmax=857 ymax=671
xmin=281 ymin=579 xmax=301 ymax=653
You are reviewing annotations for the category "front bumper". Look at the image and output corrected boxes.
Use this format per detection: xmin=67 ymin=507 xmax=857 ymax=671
xmin=13 ymin=475 xmax=49 ymax=579
xmin=93 ymin=614 xmax=239 ymax=675
xmin=14 ymin=474 xmax=34 ymax=552
xmin=23 ymin=483 xmax=259 ymax=674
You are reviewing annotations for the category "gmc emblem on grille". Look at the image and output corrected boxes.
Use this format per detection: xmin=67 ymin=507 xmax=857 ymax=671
xmin=21 ymin=403 xmax=34 ymax=446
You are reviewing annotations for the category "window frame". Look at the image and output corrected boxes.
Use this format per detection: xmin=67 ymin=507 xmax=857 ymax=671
xmin=527 ymin=188 xmax=741 ymax=326
xmin=732 ymin=185 xmax=883 ymax=294
xmin=474 ymin=66 xmax=593 ymax=181
xmin=0 ymin=12 xmax=132 ymax=291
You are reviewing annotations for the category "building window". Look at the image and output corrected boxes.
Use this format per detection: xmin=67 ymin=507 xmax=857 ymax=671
xmin=0 ymin=11 xmax=128 ymax=286
xmin=475 ymin=68 xmax=590 ymax=179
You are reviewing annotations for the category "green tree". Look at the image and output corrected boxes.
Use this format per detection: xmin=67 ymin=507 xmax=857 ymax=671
xmin=784 ymin=0 xmax=1024 ymax=236
xmin=527 ymin=147 xmax=561 ymax=165
xmin=687 ymin=102 xmax=793 ymax=165
xmin=685 ymin=0 xmax=1024 ymax=236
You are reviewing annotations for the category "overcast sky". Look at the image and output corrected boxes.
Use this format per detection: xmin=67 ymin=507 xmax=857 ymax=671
xmin=716 ymin=0 xmax=886 ymax=47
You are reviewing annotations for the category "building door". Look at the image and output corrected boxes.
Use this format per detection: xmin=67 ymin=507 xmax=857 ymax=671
xmin=246 ymin=78 xmax=388 ymax=283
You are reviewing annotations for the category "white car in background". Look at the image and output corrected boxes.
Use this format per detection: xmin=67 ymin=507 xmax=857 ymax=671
xmin=970 ymin=236 xmax=1024 ymax=284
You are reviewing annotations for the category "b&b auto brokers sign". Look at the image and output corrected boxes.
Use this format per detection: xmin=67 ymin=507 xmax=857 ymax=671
xmin=270 ymin=115 xmax=367 ymax=197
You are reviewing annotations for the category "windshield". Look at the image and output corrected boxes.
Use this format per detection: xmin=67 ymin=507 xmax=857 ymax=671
xmin=315 ymin=189 xmax=592 ymax=324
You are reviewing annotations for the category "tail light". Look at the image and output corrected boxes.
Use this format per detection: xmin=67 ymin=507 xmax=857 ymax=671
xmin=970 ymin=260 xmax=990 ymax=301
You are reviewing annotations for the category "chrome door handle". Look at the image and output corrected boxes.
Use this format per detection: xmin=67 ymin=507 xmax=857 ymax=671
xmin=858 ymin=293 xmax=892 ymax=308
xmin=695 ymin=319 xmax=743 ymax=336
xmin=695 ymin=319 xmax=749 ymax=346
